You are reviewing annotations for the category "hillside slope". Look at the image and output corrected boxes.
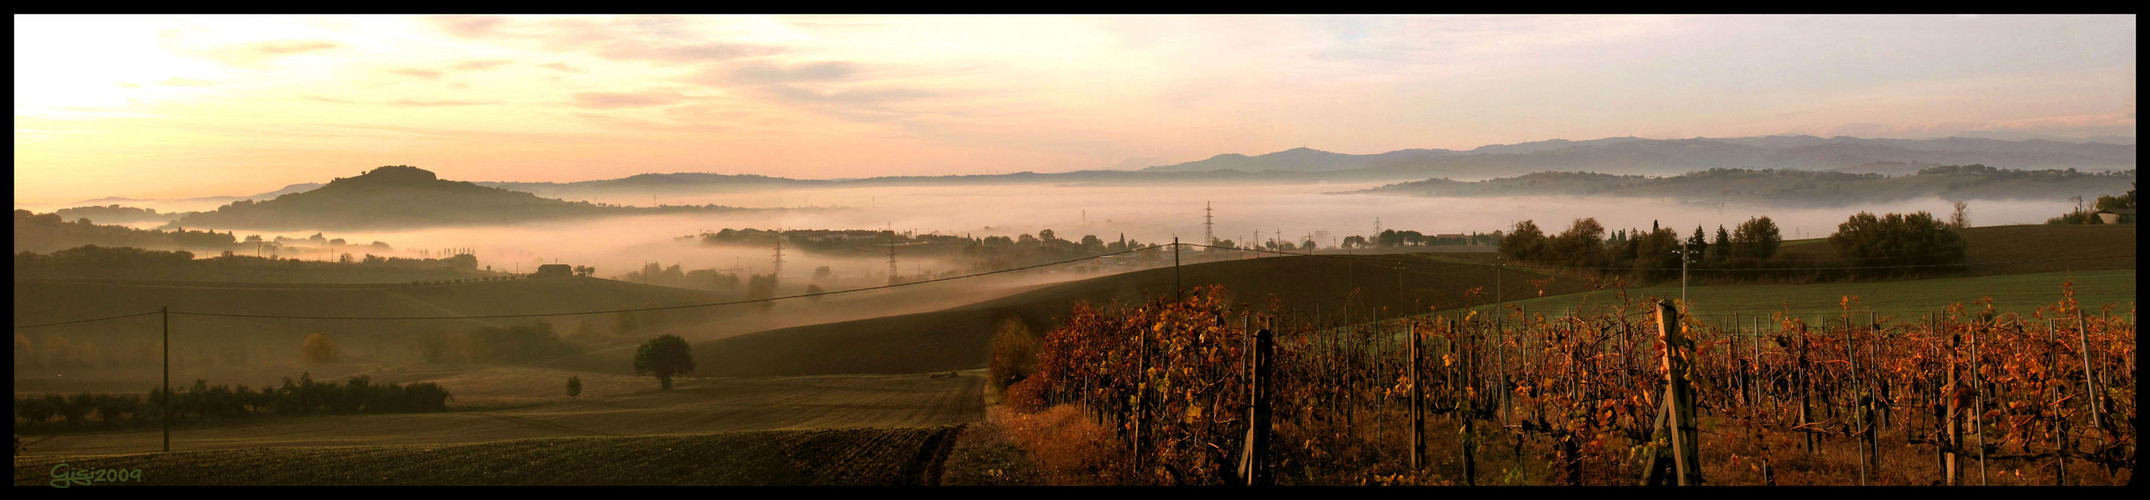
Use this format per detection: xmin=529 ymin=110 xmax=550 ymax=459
xmin=171 ymin=165 xmax=751 ymax=231
xmin=549 ymin=252 xmax=1578 ymax=377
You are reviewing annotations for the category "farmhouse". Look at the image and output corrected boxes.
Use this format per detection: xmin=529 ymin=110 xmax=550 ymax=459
xmin=533 ymin=264 xmax=574 ymax=278
xmin=2095 ymin=208 xmax=2134 ymax=224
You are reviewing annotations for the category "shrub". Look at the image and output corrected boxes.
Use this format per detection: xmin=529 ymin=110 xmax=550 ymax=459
xmin=56 ymin=394 xmax=87 ymax=428
xmin=468 ymin=321 xmax=581 ymax=364
xmin=1004 ymin=376 xmax=1048 ymax=414
xmin=988 ymin=317 xmax=1041 ymax=392
xmin=17 ymin=395 xmax=55 ymax=427
xmin=301 ymin=333 xmax=338 ymax=364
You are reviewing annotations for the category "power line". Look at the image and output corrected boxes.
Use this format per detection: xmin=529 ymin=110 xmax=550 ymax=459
xmin=13 ymin=242 xmax=2126 ymax=327
xmin=1181 ymin=242 xmax=2130 ymax=273
xmin=12 ymin=310 xmax=162 ymax=331
xmin=158 ymin=246 xmax=1156 ymax=322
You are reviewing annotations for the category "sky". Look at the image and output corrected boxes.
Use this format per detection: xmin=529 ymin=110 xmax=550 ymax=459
xmin=12 ymin=14 xmax=2138 ymax=204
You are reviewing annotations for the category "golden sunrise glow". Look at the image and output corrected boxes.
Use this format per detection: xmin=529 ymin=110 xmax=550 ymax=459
xmin=13 ymin=14 xmax=2138 ymax=204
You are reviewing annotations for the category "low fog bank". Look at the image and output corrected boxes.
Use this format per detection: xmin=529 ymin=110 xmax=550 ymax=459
xmin=35 ymin=182 xmax=2099 ymax=283
xmin=235 ymin=183 xmax=2082 ymax=265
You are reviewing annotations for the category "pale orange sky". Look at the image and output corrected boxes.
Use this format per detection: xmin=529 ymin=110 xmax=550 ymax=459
xmin=13 ymin=14 xmax=2138 ymax=204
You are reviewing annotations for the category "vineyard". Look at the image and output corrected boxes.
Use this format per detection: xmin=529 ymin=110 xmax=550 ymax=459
xmin=1008 ymin=282 xmax=2136 ymax=486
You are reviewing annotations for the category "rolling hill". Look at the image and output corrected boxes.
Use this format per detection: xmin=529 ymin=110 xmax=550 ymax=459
xmin=552 ymin=222 xmax=2132 ymax=379
xmin=169 ymin=166 xmax=753 ymax=231
xmin=551 ymin=250 xmax=1583 ymax=377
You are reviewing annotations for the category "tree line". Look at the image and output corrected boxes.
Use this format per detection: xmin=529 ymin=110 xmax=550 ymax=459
xmin=15 ymin=209 xmax=237 ymax=253
xmin=14 ymin=373 xmax=451 ymax=433
xmin=1498 ymin=210 xmax=1966 ymax=281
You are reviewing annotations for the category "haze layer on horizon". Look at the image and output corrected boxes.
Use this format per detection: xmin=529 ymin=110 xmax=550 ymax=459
xmin=13 ymin=14 xmax=2137 ymax=203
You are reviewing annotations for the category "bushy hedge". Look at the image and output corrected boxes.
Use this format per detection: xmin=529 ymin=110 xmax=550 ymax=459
xmin=14 ymin=373 xmax=451 ymax=432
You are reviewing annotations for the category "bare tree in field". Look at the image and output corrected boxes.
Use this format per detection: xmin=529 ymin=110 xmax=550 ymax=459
xmin=1950 ymin=201 xmax=1970 ymax=229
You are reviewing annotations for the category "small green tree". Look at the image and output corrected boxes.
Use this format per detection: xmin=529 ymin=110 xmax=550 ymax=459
xmin=1731 ymin=216 xmax=1783 ymax=260
xmin=1708 ymin=225 xmax=1731 ymax=262
xmin=566 ymin=375 xmax=582 ymax=398
xmin=633 ymin=335 xmax=695 ymax=390
xmin=1499 ymin=220 xmax=1546 ymax=263
xmin=1829 ymin=211 xmax=1966 ymax=275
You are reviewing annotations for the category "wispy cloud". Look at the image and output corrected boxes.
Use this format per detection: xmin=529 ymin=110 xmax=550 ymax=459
xmin=254 ymin=40 xmax=341 ymax=55
xmin=308 ymin=96 xmax=493 ymax=107
xmin=427 ymin=15 xmax=779 ymax=64
xmin=677 ymin=59 xmax=945 ymax=125
xmin=452 ymin=59 xmax=514 ymax=71
xmin=597 ymin=43 xmax=777 ymax=63
xmin=429 ymin=16 xmax=512 ymax=38
xmin=573 ymin=112 xmax=730 ymax=133
xmin=390 ymin=99 xmax=492 ymax=107
xmin=208 ymin=40 xmax=342 ymax=67
xmin=572 ymin=90 xmax=692 ymax=109
xmin=390 ymin=68 xmax=444 ymax=79
xmin=716 ymin=60 xmax=861 ymax=86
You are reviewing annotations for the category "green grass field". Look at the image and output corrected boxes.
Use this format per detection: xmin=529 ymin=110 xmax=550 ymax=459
xmin=1469 ymin=269 xmax=2135 ymax=323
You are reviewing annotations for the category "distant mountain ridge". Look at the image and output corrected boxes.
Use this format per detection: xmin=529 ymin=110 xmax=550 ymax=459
xmin=468 ymin=135 xmax=2133 ymax=196
xmin=1360 ymin=165 xmax=2139 ymax=206
xmin=1137 ymin=135 xmax=2133 ymax=178
xmin=66 ymin=183 xmax=323 ymax=209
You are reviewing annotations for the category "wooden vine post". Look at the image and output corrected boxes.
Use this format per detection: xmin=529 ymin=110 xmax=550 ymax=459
xmin=1945 ymin=325 xmax=1962 ymax=485
xmin=1642 ymin=300 xmax=1702 ymax=486
xmin=1238 ymin=317 xmax=1273 ymax=486
xmin=2076 ymin=310 xmax=2102 ymax=434
xmin=1409 ymin=321 xmax=1425 ymax=471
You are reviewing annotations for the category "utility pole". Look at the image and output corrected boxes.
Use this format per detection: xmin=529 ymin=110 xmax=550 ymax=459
xmin=1680 ymin=242 xmax=1690 ymax=311
xmin=1173 ymin=237 xmax=1181 ymax=302
xmin=161 ymin=306 xmax=170 ymax=452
